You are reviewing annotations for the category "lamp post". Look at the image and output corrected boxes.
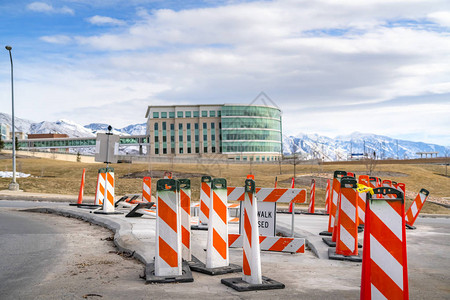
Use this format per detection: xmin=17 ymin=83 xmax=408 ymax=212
xmin=5 ymin=45 xmax=19 ymax=191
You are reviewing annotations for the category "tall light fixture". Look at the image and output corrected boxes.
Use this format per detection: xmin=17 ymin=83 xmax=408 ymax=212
xmin=5 ymin=45 xmax=19 ymax=191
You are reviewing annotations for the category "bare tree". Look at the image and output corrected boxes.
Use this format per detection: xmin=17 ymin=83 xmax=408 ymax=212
xmin=365 ymin=150 xmax=377 ymax=176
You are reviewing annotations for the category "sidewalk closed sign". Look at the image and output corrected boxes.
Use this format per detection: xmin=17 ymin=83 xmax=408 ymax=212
xmin=240 ymin=201 xmax=276 ymax=236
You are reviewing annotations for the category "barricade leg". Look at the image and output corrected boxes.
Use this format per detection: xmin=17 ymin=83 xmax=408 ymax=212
xmin=192 ymin=175 xmax=211 ymax=230
xmin=189 ymin=179 xmax=241 ymax=275
xmin=221 ymin=179 xmax=285 ymax=292
xmin=146 ymin=179 xmax=193 ymax=283
xmin=361 ymin=187 xmax=409 ymax=299
xmin=329 ymin=177 xmax=362 ymax=262
xmin=94 ymin=168 xmax=122 ymax=214
xmin=405 ymin=188 xmax=429 ymax=229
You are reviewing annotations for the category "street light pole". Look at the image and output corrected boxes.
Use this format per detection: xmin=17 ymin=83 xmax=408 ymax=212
xmin=5 ymin=45 xmax=19 ymax=191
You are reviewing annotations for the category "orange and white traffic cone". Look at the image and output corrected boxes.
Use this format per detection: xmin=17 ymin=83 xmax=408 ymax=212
xmin=405 ymin=188 xmax=430 ymax=229
xmin=146 ymin=179 xmax=193 ymax=283
xmin=142 ymin=177 xmax=152 ymax=202
xmin=221 ymin=179 xmax=285 ymax=291
xmin=329 ymin=177 xmax=361 ymax=261
xmin=361 ymin=186 xmax=409 ymax=299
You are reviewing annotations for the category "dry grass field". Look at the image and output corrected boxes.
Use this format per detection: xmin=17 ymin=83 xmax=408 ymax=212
xmin=0 ymin=153 xmax=449 ymax=214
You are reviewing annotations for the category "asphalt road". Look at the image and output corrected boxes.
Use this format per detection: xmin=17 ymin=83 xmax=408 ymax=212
xmin=0 ymin=209 xmax=65 ymax=299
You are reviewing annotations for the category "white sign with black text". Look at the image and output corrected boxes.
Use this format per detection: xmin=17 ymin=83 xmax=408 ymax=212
xmin=240 ymin=201 xmax=276 ymax=236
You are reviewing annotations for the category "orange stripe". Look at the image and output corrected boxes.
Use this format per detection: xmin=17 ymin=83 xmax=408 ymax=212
xmin=228 ymin=233 xmax=240 ymax=246
xmin=180 ymin=189 xmax=190 ymax=214
xmin=259 ymin=236 xmax=266 ymax=243
xmin=107 ymin=173 xmax=114 ymax=187
xmin=244 ymin=209 xmax=251 ymax=247
xmin=297 ymin=244 xmax=305 ymax=253
xmin=213 ymin=191 xmax=227 ymax=224
xmin=243 ymin=251 xmax=250 ymax=275
xmin=200 ymin=202 xmax=210 ymax=219
xmin=263 ymin=189 xmax=285 ymax=202
xmin=182 ymin=226 xmax=190 ymax=248
xmin=268 ymin=237 xmax=292 ymax=252
xmin=159 ymin=237 xmax=178 ymax=268
xmin=370 ymin=260 xmax=404 ymax=299
xmin=370 ymin=210 xmax=403 ymax=264
xmin=213 ymin=229 xmax=227 ymax=260
xmin=158 ymin=196 xmax=178 ymax=233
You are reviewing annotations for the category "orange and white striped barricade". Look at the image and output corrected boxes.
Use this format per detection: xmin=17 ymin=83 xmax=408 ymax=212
xmin=190 ymin=179 xmax=242 ymax=275
xmin=288 ymin=177 xmax=295 ymax=212
xmin=142 ymin=177 xmax=152 ymax=202
xmin=320 ymin=170 xmax=347 ymax=236
xmin=227 ymin=186 xmax=307 ymax=253
xmin=328 ymin=177 xmax=362 ymax=262
xmin=405 ymin=188 xmax=430 ymax=229
xmin=192 ymin=176 xmax=212 ymax=230
xmin=125 ymin=201 xmax=156 ymax=217
xmin=221 ymin=179 xmax=285 ymax=291
xmin=163 ymin=171 xmax=173 ymax=179
xmin=360 ymin=187 xmax=409 ymax=299
xmin=325 ymin=179 xmax=331 ymax=214
xmin=146 ymin=179 xmax=193 ymax=283
xmin=94 ymin=168 xmax=106 ymax=206
xmin=369 ymin=176 xmax=383 ymax=199
xmin=94 ymin=168 xmax=122 ymax=215
xmin=179 ymin=179 xmax=192 ymax=261
xmin=228 ymin=234 xmax=305 ymax=254
xmin=357 ymin=175 xmax=370 ymax=227
xmin=396 ymin=183 xmax=406 ymax=195
xmin=347 ymin=172 xmax=355 ymax=177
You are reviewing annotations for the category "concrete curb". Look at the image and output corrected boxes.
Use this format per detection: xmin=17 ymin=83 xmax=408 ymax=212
xmin=276 ymin=224 xmax=329 ymax=259
xmin=24 ymin=207 xmax=151 ymax=265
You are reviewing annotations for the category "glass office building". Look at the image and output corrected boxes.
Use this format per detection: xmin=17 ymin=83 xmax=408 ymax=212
xmin=145 ymin=103 xmax=282 ymax=161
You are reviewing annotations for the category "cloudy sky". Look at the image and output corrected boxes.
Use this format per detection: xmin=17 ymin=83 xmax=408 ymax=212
xmin=0 ymin=0 xmax=449 ymax=145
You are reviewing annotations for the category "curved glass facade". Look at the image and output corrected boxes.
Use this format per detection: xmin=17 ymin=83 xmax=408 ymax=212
xmin=221 ymin=105 xmax=282 ymax=155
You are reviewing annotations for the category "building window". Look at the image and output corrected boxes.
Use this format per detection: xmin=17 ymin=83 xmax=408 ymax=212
xmin=154 ymin=136 xmax=159 ymax=142
xmin=154 ymin=123 xmax=158 ymax=130
xmin=195 ymin=135 xmax=199 ymax=141
xmin=187 ymin=147 xmax=191 ymax=153
xmin=171 ymin=136 xmax=175 ymax=142
xmin=204 ymin=146 xmax=208 ymax=153
xmin=203 ymin=134 xmax=207 ymax=141
xmin=262 ymin=157 xmax=265 ymax=161
xmin=209 ymin=111 xmax=216 ymax=117
xmin=195 ymin=147 xmax=199 ymax=153
xmin=194 ymin=111 xmax=199 ymax=117
xmin=179 ymin=147 xmax=184 ymax=154
xmin=236 ymin=156 xmax=240 ymax=161
xmin=219 ymin=122 xmax=221 ymax=129
xmin=187 ymin=123 xmax=191 ymax=130
xmin=163 ymin=136 xmax=167 ymax=142
xmin=179 ymin=135 xmax=183 ymax=142
xmin=161 ymin=112 xmax=167 ymax=118
xmin=195 ymin=123 xmax=199 ymax=130
xmin=171 ymin=148 xmax=175 ymax=154
xmin=177 ymin=111 xmax=183 ymax=118
xmin=211 ymin=134 xmax=215 ymax=141
xmin=155 ymin=148 xmax=159 ymax=154
xmin=162 ymin=122 xmax=166 ymax=130
xmin=179 ymin=123 xmax=183 ymax=130
xmin=218 ymin=110 xmax=221 ymax=117
xmin=153 ymin=112 xmax=159 ymax=118
xmin=202 ymin=111 xmax=208 ymax=117
xmin=203 ymin=123 xmax=207 ymax=129
xmin=187 ymin=135 xmax=191 ymax=142
xmin=243 ymin=156 xmax=247 ymax=161
xmin=163 ymin=148 xmax=167 ymax=154
xmin=185 ymin=111 xmax=192 ymax=118
xmin=212 ymin=146 xmax=216 ymax=153
xmin=211 ymin=122 xmax=215 ymax=129
xmin=169 ymin=112 xmax=175 ymax=118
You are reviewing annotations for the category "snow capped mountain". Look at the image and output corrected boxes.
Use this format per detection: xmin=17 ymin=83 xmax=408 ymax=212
xmin=283 ymin=132 xmax=449 ymax=160
xmin=84 ymin=123 xmax=147 ymax=135
xmin=31 ymin=119 xmax=95 ymax=137
xmin=0 ymin=112 xmax=34 ymax=133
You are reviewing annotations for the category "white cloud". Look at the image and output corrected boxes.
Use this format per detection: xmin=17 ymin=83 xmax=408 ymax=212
xmin=87 ymin=15 xmax=126 ymax=26
xmin=428 ymin=11 xmax=450 ymax=27
xmin=40 ymin=35 xmax=72 ymax=44
xmin=27 ymin=2 xmax=74 ymax=15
